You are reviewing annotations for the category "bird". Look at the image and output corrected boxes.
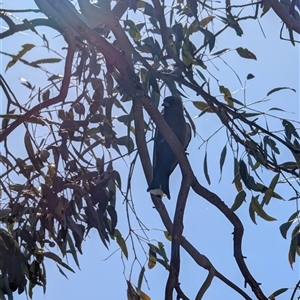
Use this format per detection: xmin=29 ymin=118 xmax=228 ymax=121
xmin=147 ymin=96 xmax=191 ymax=199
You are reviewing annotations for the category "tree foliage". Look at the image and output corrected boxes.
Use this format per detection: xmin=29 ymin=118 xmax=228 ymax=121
xmin=0 ymin=0 xmax=299 ymax=299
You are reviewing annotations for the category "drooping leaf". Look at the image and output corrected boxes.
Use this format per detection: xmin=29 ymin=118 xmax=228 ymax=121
xmin=6 ymin=43 xmax=35 ymax=71
xmin=239 ymin=160 xmax=259 ymax=191
xmin=164 ymin=231 xmax=172 ymax=241
xmin=124 ymin=20 xmax=142 ymax=41
xmin=288 ymin=230 xmax=299 ymax=267
xmin=280 ymin=221 xmax=294 ymax=239
xmin=211 ymin=48 xmax=230 ymax=56
xmin=282 ymin=119 xmax=299 ymax=140
xmin=137 ymin=266 xmax=145 ymax=292
xmin=107 ymin=205 xmax=118 ymax=233
xmin=29 ymin=58 xmax=62 ymax=66
xmin=148 ymin=244 xmax=157 ymax=269
xmin=251 ymin=195 xmax=277 ymax=221
xmin=127 ymin=280 xmax=139 ymax=300
xmin=192 ymin=101 xmax=213 ymax=112
xmin=249 ymin=200 xmax=257 ymax=224
xmin=139 ymin=290 xmax=151 ymax=300
xmin=231 ymin=190 xmax=246 ymax=211
xmin=219 ymin=144 xmax=227 ymax=180
xmin=203 ymin=152 xmax=211 ymax=184
xmin=198 ymin=27 xmax=215 ymax=51
xmin=66 ymin=233 xmax=81 ymax=268
xmin=268 ymin=288 xmax=288 ymax=300
xmin=266 ymin=86 xmax=296 ymax=96
xmin=43 ymin=252 xmax=75 ymax=273
xmin=219 ymin=85 xmax=233 ymax=106
xmin=199 ymin=16 xmax=215 ymax=27
xmin=236 ymin=47 xmax=257 ymax=60
xmin=115 ymin=229 xmax=128 ymax=259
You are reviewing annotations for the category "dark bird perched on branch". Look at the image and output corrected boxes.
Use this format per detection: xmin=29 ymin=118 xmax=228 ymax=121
xmin=147 ymin=96 xmax=191 ymax=199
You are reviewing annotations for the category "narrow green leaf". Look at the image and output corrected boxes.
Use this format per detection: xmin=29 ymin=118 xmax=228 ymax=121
xmin=219 ymin=145 xmax=227 ymax=180
xmin=282 ymin=119 xmax=299 ymax=140
xmin=199 ymin=16 xmax=215 ymax=27
xmin=268 ymin=288 xmax=288 ymax=299
xmin=115 ymin=229 xmax=128 ymax=259
xmin=256 ymin=182 xmax=282 ymax=200
xmin=192 ymin=101 xmax=213 ymax=112
xmin=66 ymin=233 xmax=80 ymax=269
xmin=44 ymin=252 xmax=75 ymax=273
xmin=29 ymin=58 xmax=62 ymax=66
xmin=24 ymin=130 xmax=43 ymax=172
xmin=137 ymin=266 xmax=145 ymax=292
xmin=107 ymin=205 xmax=118 ymax=233
xmin=239 ymin=160 xmax=259 ymax=191
xmin=23 ymin=19 xmax=38 ymax=34
xmin=249 ymin=201 xmax=257 ymax=224
xmin=148 ymin=244 xmax=157 ymax=269
xmin=231 ymin=190 xmax=246 ymax=211
xmin=156 ymin=258 xmax=170 ymax=270
xmin=157 ymin=242 xmax=169 ymax=262
xmin=211 ymin=48 xmax=229 ymax=56
xmin=6 ymin=43 xmax=35 ymax=71
xmin=288 ymin=232 xmax=299 ymax=267
xmin=251 ymin=196 xmax=277 ymax=221
xmin=56 ymin=264 xmax=69 ymax=279
xmin=204 ymin=152 xmax=211 ymax=184
xmin=111 ymin=170 xmax=122 ymax=189
xmin=279 ymin=221 xmax=294 ymax=239
xmin=266 ymin=86 xmax=296 ymax=96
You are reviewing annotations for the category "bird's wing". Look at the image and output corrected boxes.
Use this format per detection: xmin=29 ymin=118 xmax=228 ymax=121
xmin=152 ymin=129 xmax=165 ymax=171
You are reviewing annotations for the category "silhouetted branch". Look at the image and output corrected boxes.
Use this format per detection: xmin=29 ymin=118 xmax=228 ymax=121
xmin=266 ymin=0 xmax=300 ymax=34
xmin=192 ymin=180 xmax=268 ymax=300
xmin=0 ymin=27 xmax=75 ymax=142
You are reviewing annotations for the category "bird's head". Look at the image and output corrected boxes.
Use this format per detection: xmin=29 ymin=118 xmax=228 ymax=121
xmin=162 ymin=96 xmax=182 ymax=108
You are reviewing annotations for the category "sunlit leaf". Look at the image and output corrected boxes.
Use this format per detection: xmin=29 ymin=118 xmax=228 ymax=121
xmin=268 ymin=288 xmax=288 ymax=300
xmin=148 ymin=244 xmax=157 ymax=269
xmin=6 ymin=43 xmax=35 ymax=71
xmin=164 ymin=231 xmax=172 ymax=241
xmin=115 ymin=229 xmax=128 ymax=259
xmin=192 ymin=101 xmax=213 ymax=112
xmin=199 ymin=16 xmax=215 ymax=27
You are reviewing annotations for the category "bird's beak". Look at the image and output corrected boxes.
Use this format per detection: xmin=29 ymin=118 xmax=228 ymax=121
xmin=162 ymin=102 xmax=170 ymax=107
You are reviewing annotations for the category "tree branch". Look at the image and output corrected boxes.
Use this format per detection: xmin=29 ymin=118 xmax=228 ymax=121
xmin=0 ymin=1 xmax=76 ymax=142
xmin=266 ymin=0 xmax=300 ymax=34
xmin=193 ymin=180 xmax=268 ymax=300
